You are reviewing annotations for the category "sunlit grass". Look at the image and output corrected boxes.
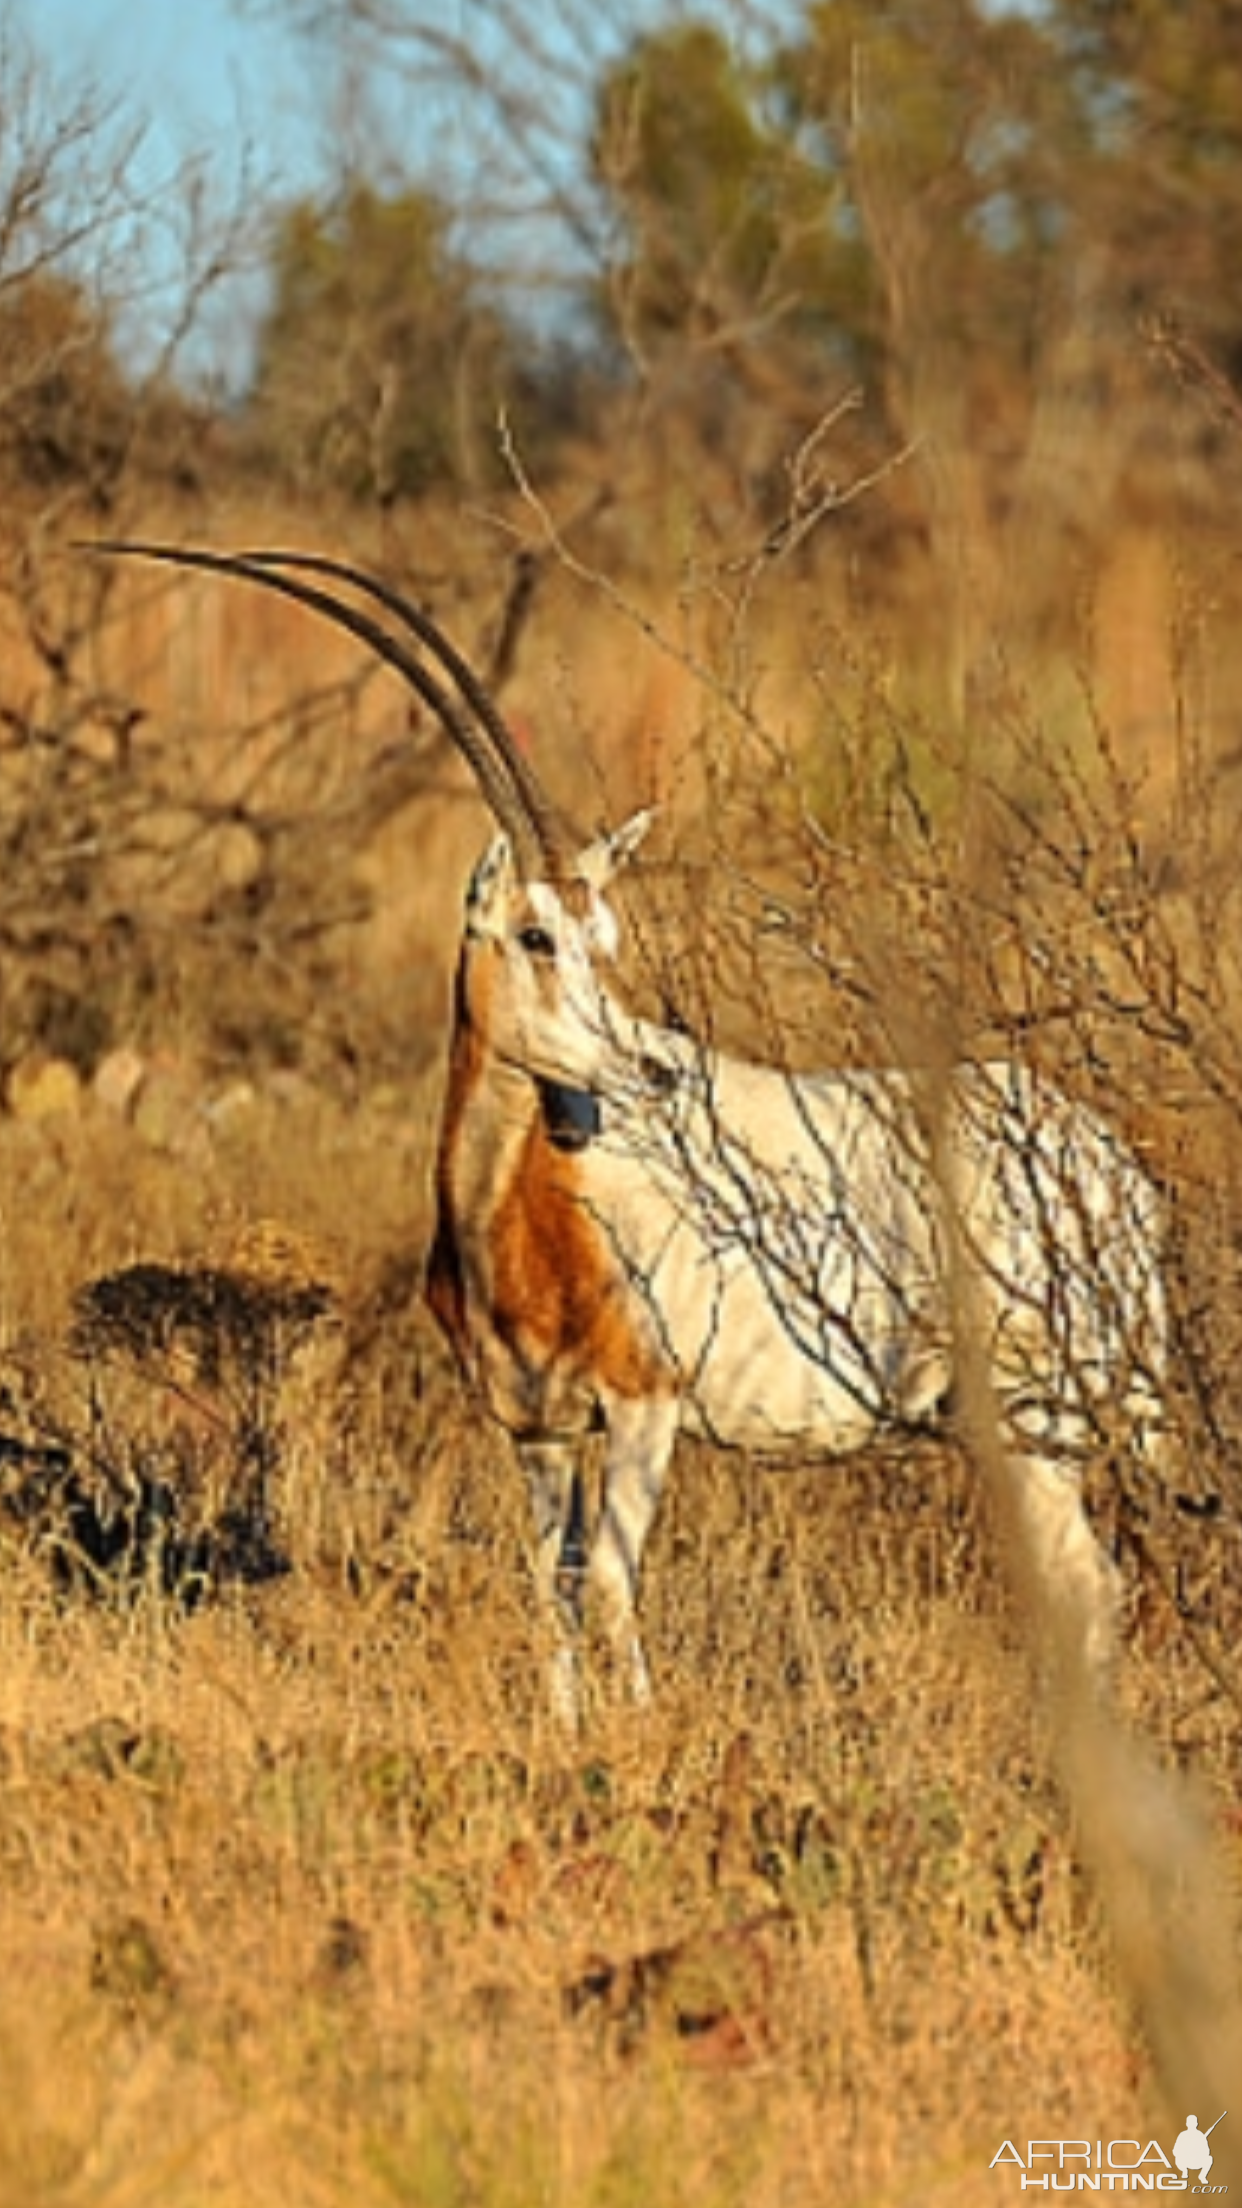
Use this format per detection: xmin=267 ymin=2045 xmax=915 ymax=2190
xmin=0 ymin=1069 xmax=1198 ymax=2203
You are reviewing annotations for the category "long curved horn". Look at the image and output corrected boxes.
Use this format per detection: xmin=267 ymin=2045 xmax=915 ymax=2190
xmin=236 ymin=549 xmax=569 ymax=870
xmin=82 ymin=540 xmax=569 ymax=874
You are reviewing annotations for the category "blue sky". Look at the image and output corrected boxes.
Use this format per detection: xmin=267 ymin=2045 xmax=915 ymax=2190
xmin=2 ymin=0 xmax=767 ymax=382
xmin=4 ymin=0 xmax=671 ymax=216
xmin=5 ymin=0 xmax=679 ymax=383
xmin=5 ymin=0 xmax=329 ymax=381
xmin=9 ymin=0 xmax=323 ymax=202
xmin=5 ymin=0 xmax=626 ymax=379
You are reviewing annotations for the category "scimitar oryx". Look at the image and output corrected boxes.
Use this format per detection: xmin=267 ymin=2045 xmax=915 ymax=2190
xmin=87 ymin=542 xmax=1168 ymax=1721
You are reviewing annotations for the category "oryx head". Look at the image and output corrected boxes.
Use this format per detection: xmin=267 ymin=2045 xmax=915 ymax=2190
xmin=83 ymin=540 xmax=660 ymax=1102
xmin=460 ymin=807 xmax=657 ymax=1093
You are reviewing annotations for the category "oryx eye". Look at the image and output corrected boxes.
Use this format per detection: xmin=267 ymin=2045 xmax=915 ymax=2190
xmin=517 ymin=923 xmax=557 ymax=959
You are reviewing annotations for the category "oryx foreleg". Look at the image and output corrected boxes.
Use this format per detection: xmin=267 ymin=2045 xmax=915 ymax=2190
xmin=517 ymin=1435 xmax=590 ymax=1727
xmin=587 ymin=1396 xmax=681 ymax=1706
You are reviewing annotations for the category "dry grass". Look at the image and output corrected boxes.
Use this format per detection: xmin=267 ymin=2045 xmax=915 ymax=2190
xmin=0 ymin=1526 xmax=1167 ymax=2206
xmin=0 ymin=1079 xmax=1236 ymax=2208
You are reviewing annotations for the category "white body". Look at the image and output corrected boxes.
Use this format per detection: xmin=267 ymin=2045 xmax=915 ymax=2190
xmin=429 ymin=825 xmax=1165 ymax=1714
xmin=584 ymin=1051 xmax=1158 ymax=1458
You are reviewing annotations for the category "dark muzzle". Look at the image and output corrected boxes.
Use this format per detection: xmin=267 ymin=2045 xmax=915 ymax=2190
xmin=539 ymin=1082 xmax=602 ymax=1153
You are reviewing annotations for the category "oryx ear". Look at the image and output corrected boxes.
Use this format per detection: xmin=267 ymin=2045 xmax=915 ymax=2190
xmin=465 ymin=831 xmax=518 ymax=939
xmin=574 ymin=807 xmax=656 ymax=893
